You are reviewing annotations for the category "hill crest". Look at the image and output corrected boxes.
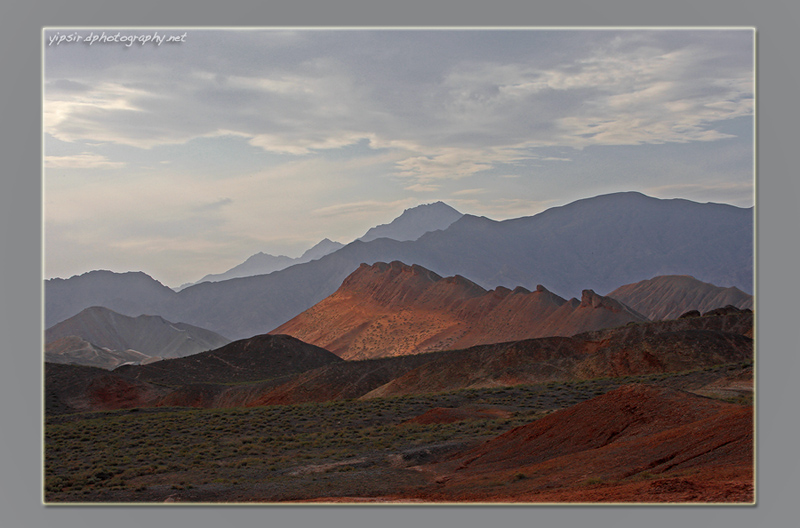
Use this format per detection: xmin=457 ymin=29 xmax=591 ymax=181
xmin=271 ymin=261 xmax=647 ymax=360
xmin=607 ymin=275 xmax=754 ymax=321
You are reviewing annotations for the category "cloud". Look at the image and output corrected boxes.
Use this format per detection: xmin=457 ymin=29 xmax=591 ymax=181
xmin=404 ymin=183 xmax=441 ymax=193
xmin=248 ymin=131 xmax=368 ymax=156
xmin=44 ymin=30 xmax=753 ymax=167
xmin=311 ymin=198 xmax=415 ymax=219
xmin=643 ymin=181 xmax=754 ymax=207
xmin=449 ymin=197 xmax=561 ymax=220
xmin=44 ymin=153 xmax=125 ymax=169
xmin=42 ymin=30 xmax=754 ymax=285
xmin=452 ymin=188 xmax=486 ymax=196
xmin=191 ymin=197 xmax=233 ymax=213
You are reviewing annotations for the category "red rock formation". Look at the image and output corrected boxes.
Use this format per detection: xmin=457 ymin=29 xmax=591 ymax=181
xmin=271 ymin=261 xmax=647 ymax=360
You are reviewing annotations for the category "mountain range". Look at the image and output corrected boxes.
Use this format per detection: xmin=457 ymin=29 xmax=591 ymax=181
xmin=177 ymin=238 xmax=345 ymax=290
xmin=45 ymin=192 xmax=754 ymax=341
xmin=271 ymin=260 xmax=647 ymax=360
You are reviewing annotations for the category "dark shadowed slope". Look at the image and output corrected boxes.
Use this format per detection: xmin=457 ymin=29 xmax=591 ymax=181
xmin=606 ymin=275 xmax=753 ymax=321
xmin=271 ymin=261 xmax=647 ymax=360
xmin=45 ymin=363 xmax=171 ymax=415
xmin=259 ymin=311 xmax=752 ymax=405
xmin=45 ymin=306 xmax=231 ymax=359
xmin=113 ymin=334 xmax=343 ymax=386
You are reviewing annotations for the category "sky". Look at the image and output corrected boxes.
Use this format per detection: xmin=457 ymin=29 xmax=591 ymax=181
xmin=43 ymin=28 xmax=755 ymax=288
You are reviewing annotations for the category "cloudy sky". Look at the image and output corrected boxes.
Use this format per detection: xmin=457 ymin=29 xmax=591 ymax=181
xmin=43 ymin=28 xmax=754 ymax=288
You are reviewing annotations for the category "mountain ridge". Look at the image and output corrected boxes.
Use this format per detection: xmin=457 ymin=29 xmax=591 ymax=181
xmin=606 ymin=275 xmax=753 ymax=321
xmin=271 ymin=260 xmax=649 ymax=360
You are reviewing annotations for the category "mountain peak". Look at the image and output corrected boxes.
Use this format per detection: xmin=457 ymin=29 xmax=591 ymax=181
xmin=359 ymin=202 xmax=463 ymax=243
xmin=299 ymin=238 xmax=345 ymax=261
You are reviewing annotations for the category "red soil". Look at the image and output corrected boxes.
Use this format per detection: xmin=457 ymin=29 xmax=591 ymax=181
xmin=402 ymin=384 xmax=753 ymax=503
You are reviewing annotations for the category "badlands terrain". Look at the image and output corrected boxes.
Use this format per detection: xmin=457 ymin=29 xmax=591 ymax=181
xmin=44 ymin=300 xmax=754 ymax=503
xmin=43 ymin=194 xmax=755 ymax=504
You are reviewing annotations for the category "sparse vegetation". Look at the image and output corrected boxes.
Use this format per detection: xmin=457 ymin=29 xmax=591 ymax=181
xmin=44 ymin=360 xmax=752 ymax=503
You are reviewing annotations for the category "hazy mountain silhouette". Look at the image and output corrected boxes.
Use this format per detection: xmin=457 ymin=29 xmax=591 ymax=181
xmin=177 ymin=238 xmax=346 ymax=290
xmin=45 ymin=271 xmax=176 ymax=329
xmin=45 ymin=192 xmax=753 ymax=340
xmin=45 ymin=306 xmax=231 ymax=359
xmin=606 ymin=275 xmax=754 ymax=321
xmin=359 ymin=201 xmax=463 ymax=242
xmin=177 ymin=202 xmax=461 ymax=290
xmin=45 ymin=336 xmax=155 ymax=370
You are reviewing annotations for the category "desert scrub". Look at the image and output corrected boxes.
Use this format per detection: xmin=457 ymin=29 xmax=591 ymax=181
xmin=44 ymin=365 xmax=746 ymax=502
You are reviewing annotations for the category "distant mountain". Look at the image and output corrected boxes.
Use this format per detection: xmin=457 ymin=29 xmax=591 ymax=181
xmin=192 ymin=253 xmax=296 ymax=286
xmin=359 ymin=201 xmax=463 ymax=242
xmin=45 ymin=335 xmax=156 ymax=370
xmin=45 ymin=271 xmax=176 ymax=329
xmin=45 ymin=192 xmax=753 ymax=340
xmin=45 ymin=306 xmax=231 ymax=359
xmin=271 ymin=261 xmax=647 ymax=360
xmin=179 ymin=238 xmax=346 ymax=290
xmin=298 ymin=238 xmax=345 ymax=261
xmin=178 ymin=201 xmax=462 ymax=290
xmin=606 ymin=275 xmax=754 ymax=321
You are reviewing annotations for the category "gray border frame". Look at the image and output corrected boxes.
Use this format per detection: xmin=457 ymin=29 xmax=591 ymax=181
xmin=3 ymin=1 xmax=796 ymax=527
